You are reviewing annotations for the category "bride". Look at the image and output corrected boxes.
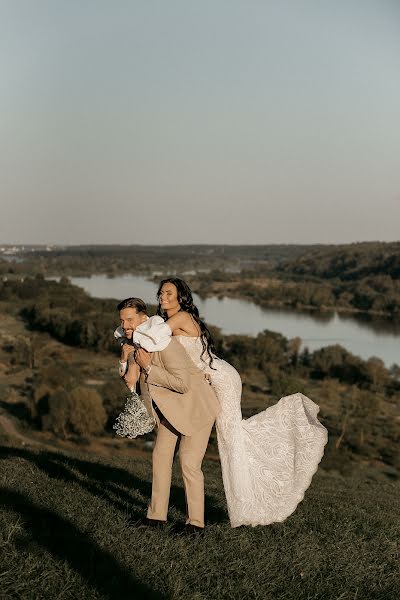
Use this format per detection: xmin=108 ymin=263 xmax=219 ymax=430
xmin=145 ymin=277 xmax=329 ymax=528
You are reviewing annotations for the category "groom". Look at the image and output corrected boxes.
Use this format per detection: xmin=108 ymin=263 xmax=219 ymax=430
xmin=117 ymin=297 xmax=220 ymax=533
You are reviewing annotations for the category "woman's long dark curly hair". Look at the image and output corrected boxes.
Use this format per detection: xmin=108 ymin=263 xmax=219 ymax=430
xmin=157 ymin=277 xmax=217 ymax=369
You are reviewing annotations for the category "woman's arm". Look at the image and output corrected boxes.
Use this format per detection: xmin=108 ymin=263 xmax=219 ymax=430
xmin=166 ymin=312 xmax=199 ymax=336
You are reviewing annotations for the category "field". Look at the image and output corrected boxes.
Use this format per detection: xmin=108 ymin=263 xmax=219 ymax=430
xmin=1 ymin=433 xmax=399 ymax=600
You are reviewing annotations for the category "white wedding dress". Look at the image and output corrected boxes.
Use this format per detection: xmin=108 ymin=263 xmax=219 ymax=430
xmin=175 ymin=335 xmax=328 ymax=528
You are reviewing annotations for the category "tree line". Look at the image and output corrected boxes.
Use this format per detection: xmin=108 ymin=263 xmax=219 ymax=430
xmin=1 ymin=275 xmax=398 ymax=388
xmin=187 ymin=241 xmax=400 ymax=317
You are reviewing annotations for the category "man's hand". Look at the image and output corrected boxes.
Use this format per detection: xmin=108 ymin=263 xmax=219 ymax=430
xmin=135 ymin=348 xmax=153 ymax=371
xmin=121 ymin=343 xmax=135 ymax=362
xmin=123 ymin=371 xmax=137 ymax=391
xmin=123 ymin=363 xmax=140 ymax=391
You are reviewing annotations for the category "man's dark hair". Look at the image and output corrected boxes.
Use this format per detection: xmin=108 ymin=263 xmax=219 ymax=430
xmin=117 ymin=297 xmax=148 ymax=314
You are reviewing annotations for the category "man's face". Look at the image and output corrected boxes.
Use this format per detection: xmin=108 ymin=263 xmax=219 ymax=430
xmin=119 ymin=307 xmax=147 ymax=339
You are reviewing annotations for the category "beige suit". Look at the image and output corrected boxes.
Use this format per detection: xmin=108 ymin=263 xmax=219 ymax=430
xmin=139 ymin=338 xmax=220 ymax=527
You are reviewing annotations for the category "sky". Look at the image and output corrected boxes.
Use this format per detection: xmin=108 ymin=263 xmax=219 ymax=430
xmin=0 ymin=0 xmax=399 ymax=246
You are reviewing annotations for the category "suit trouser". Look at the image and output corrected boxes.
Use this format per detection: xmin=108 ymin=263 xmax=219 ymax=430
xmin=147 ymin=417 xmax=213 ymax=528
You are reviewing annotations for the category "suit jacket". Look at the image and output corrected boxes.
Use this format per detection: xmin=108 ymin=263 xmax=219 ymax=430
xmin=139 ymin=338 xmax=220 ymax=436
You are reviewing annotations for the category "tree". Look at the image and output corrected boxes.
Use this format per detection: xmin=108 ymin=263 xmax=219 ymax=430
xmin=363 ymin=357 xmax=388 ymax=391
xmin=288 ymin=336 xmax=301 ymax=366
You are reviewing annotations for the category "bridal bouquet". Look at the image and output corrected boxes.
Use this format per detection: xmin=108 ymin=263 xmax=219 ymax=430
xmin=113 ymin=389 xmax=155 ymax=439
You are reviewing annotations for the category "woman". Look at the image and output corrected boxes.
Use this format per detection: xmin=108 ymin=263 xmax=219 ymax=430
xmin=154 ymin=277 xmax=328 ymax=528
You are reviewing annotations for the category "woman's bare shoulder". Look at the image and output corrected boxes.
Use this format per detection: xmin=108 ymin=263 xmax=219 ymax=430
xmin=166 ymin=312 xmax=188 ymax=328
xmin=167 ymin=311 xmax=199 ymax=335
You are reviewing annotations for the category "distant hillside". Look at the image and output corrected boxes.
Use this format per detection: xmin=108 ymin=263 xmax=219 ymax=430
xmin=277 ymin=241 xmax=400 ymax=281
xmin=0 ymin=243 xmax=342 ymax=278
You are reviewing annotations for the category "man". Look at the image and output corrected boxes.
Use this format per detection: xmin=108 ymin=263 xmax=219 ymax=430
xmin=117 ymin=297 xmax=220 ymax=534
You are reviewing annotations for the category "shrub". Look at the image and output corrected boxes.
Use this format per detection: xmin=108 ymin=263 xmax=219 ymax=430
xmin=101 ymin=379 xmax=129 ymax=429
xmin=43 ymin=386 xmax=107 ymax=437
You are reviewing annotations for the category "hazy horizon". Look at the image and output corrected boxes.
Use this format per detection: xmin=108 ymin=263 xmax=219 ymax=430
xmin=2 ymin=240 xmax=400 ymax=249
xmin=1 ymin=1 xmax=399 ymax=246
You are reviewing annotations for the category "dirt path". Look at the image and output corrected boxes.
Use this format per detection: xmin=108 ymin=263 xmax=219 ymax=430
xmin=0 ymin=413 xmax=43 ymax=447
xmin=0 ymin=411 xmax=220 ymax=463
xmin=0 ymin=411 xmax=141 ymax=456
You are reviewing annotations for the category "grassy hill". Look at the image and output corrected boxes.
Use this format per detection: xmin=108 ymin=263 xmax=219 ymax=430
xmin=1 ymin=433 xmax=399 ymax=600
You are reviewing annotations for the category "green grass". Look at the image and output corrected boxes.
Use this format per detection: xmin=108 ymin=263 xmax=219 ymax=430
xmin=0 ymin=438 xmax=399 ymax=600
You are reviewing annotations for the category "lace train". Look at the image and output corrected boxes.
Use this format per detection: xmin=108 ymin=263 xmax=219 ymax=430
xmin=175 ymin=336 xmax=328 ymax=527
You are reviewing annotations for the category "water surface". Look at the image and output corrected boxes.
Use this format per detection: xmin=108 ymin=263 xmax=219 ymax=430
xmin=68 ymin=274 xmax=399 ymax=367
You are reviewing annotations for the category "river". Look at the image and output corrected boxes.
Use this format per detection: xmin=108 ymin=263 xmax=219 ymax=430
xmin=66 ymin=274 xmax=399 ymax=367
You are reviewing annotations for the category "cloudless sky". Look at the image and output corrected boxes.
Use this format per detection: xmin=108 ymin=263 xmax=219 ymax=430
xmin=1 ymin=0 xmax=399 ymax=245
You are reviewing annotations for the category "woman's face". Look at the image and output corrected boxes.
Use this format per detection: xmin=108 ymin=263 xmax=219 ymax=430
xmin=159 ymin=282 xmax=180 ymax=311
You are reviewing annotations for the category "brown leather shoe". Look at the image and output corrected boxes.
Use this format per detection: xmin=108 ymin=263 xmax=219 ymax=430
xmin=135 ymin=517 xmax=167 ymax=528
xmin=182 ymin=524 xmax=205 ymax=537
